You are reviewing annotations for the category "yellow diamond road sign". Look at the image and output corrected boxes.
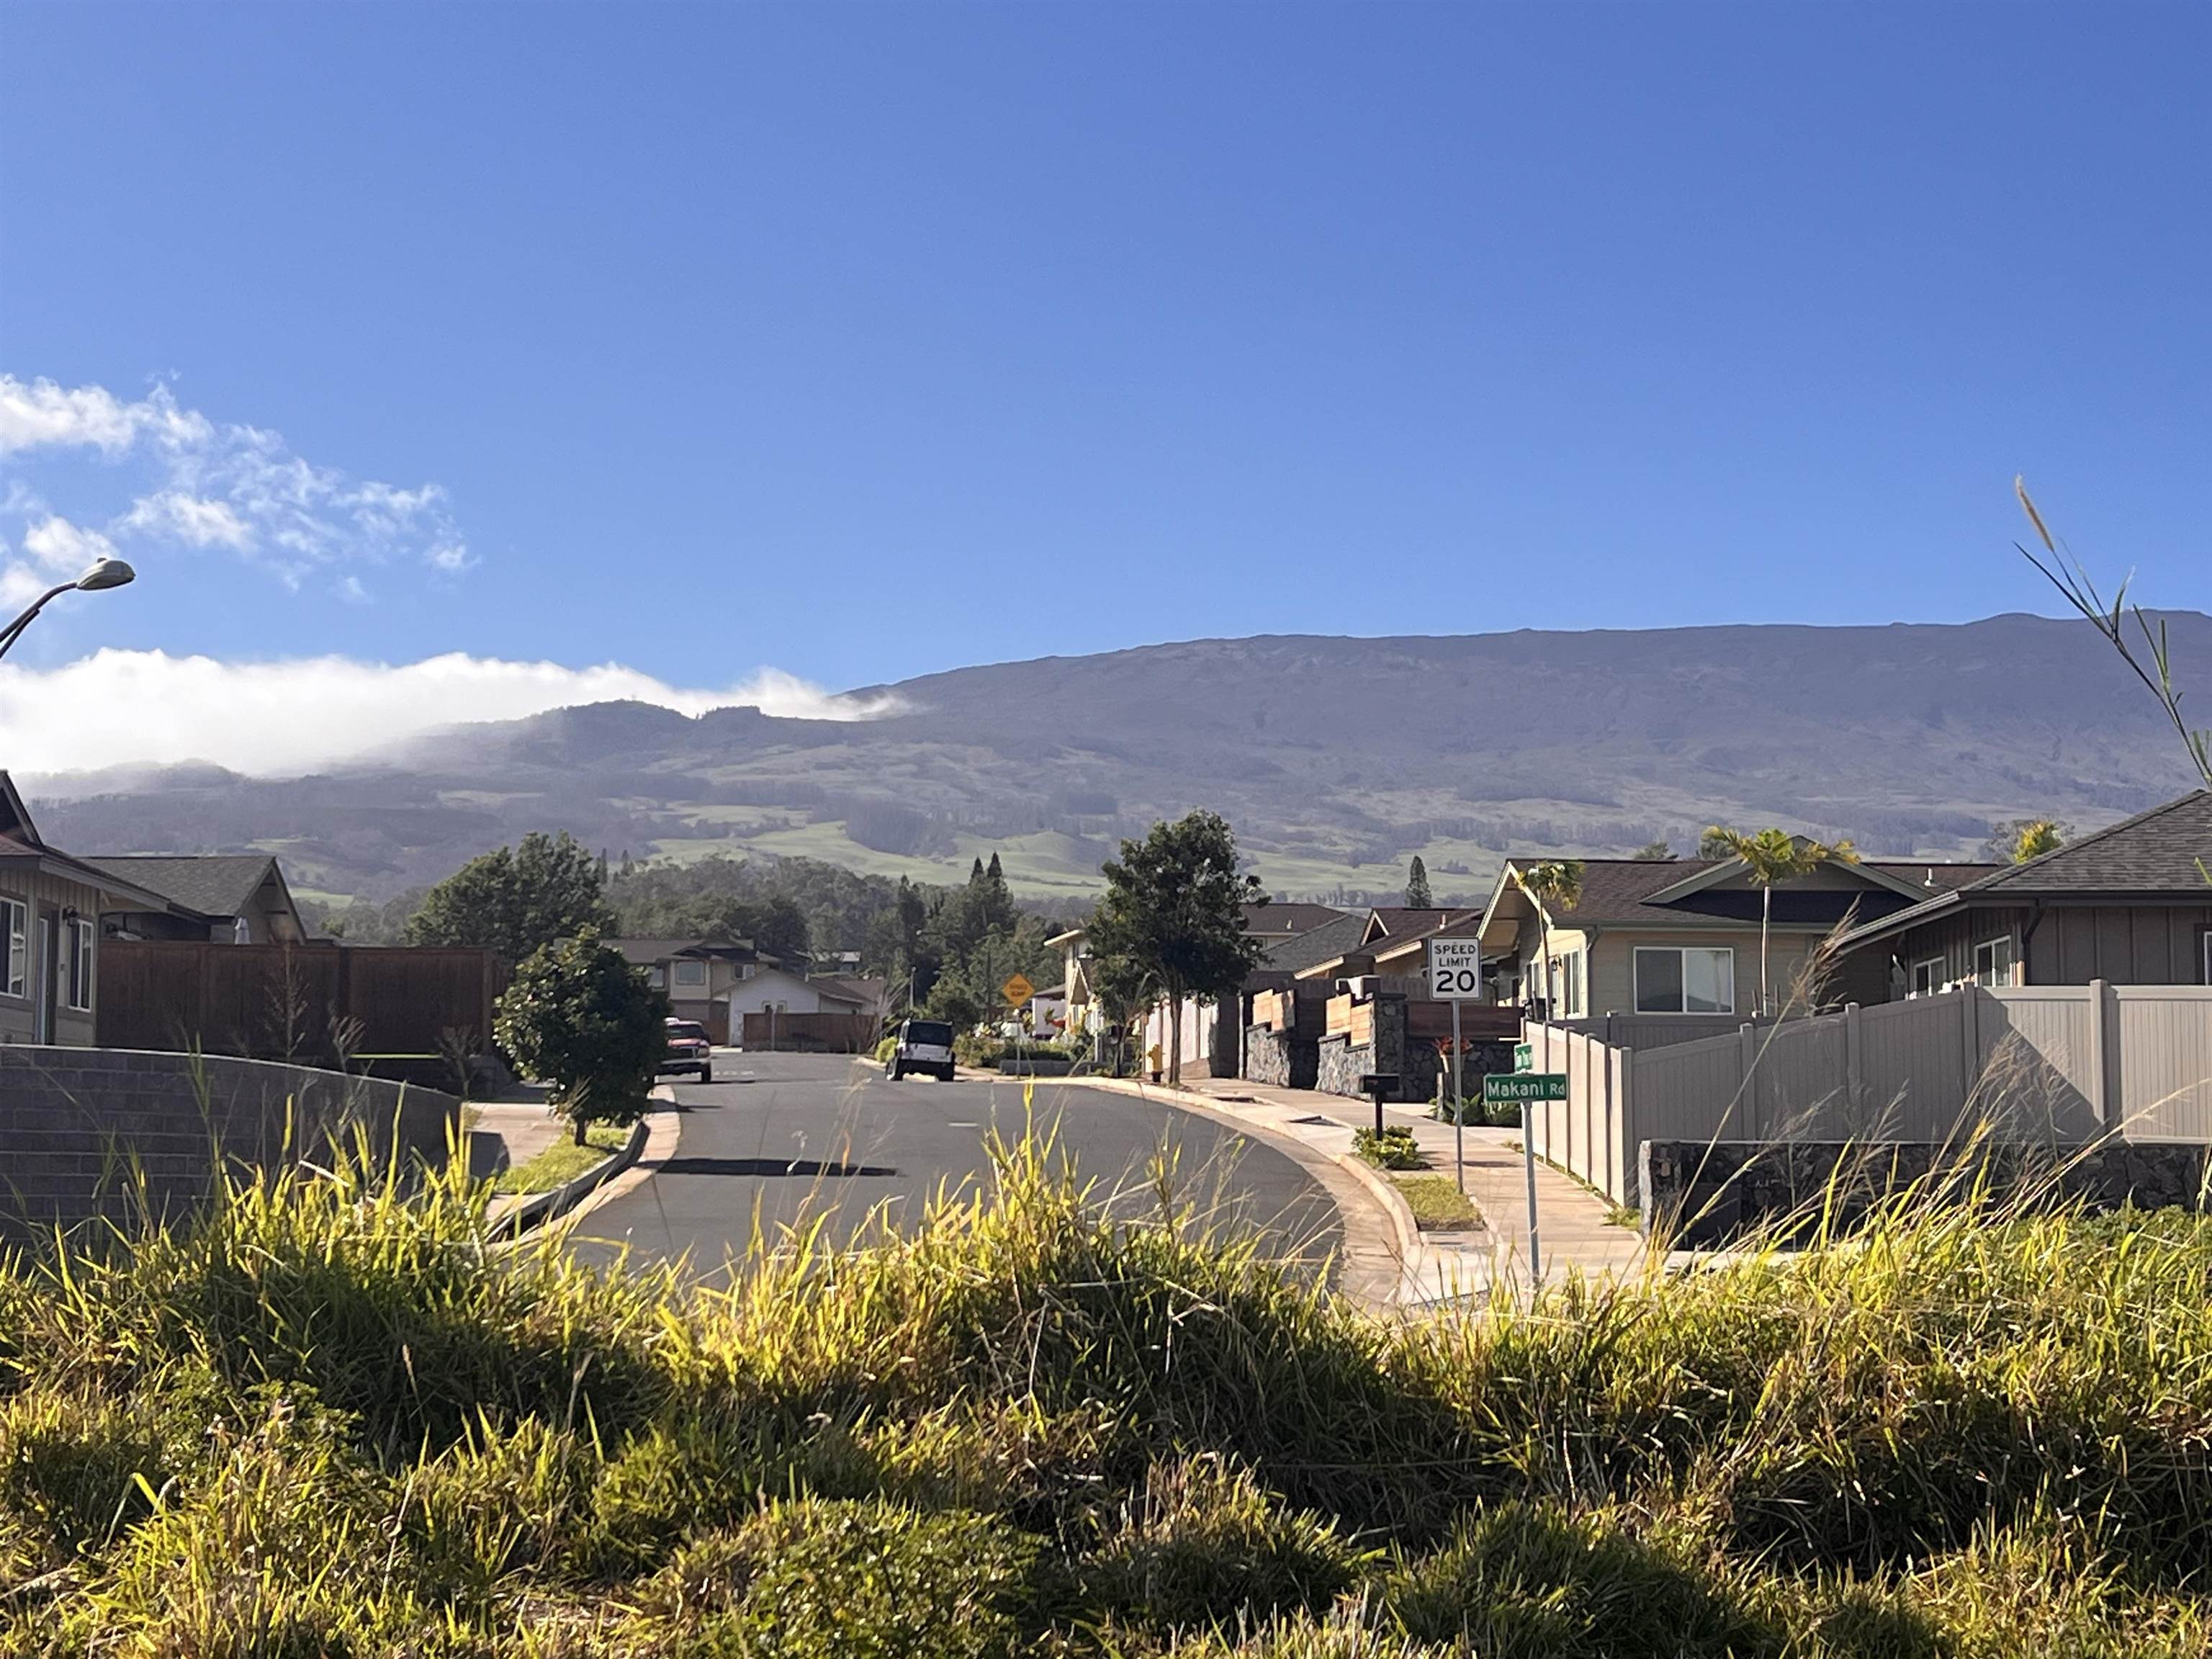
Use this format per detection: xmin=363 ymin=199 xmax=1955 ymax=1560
xmin=1001 ymin=973 xmax=1035 ymax=1007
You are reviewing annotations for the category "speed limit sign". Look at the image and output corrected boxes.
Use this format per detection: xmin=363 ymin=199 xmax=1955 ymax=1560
xmin=1427 ymin=937 xmax=1483 ymax=999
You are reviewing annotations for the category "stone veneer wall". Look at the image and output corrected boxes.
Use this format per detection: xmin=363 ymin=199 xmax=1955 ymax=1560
xmin=1641 ymin=1138 xmax=2212 ymax=1249
xmin=0 ymin=1046 xmax=459 ymax=1241
xmin=1243 ymin=1027 xmax=1318 ymax=1089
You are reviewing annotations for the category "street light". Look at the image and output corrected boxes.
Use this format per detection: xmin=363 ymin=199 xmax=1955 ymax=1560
xmin=0 ymin=559 xmax=136 ymax=662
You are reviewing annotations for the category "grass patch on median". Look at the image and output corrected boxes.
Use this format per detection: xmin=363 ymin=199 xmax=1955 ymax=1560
xmin=491 ymin=1119 xmax=633 ymax=1193
xmin=1390 ymin=1174 xmax=1482 ymax=1231
xmin=3 ymin=1128 xmax=2210 ymax=1655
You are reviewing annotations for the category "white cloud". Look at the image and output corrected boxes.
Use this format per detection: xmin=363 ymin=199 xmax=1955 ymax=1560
xmin=21 ymin=516 xmax=121 ymax=575
xmin=0 ymin=374 xmax=466 ymax=581
xmin=118 ymin=490 xmax=253 ymax=550
xmin=0 ymin=376 xmax=210 ymax=456
xmin=0 ymin=649 xmax=907 ymax=775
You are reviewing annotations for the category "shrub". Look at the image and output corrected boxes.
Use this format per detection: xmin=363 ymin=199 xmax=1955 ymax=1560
xmin=627 ymin=1497 xmax=1043 ymax=1658
xmin=1353 ymin=1126 xmax=1421 ymax=1169
xmin=495 ymin=927 xmax=670 ymax=1145
xmin=1073 ymin=1458 xmax=1371 ymax=1632
xmin=873 ymin=1036 xmax=899 ymax=1064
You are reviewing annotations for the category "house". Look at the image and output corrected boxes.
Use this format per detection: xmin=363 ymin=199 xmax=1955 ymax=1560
xmin=0 ymin=772 xmax=181 ymax=1047
xmin=84 ymin=853 xmax=305 ymax=944
xmin=1833 ymin=789 xmax=2212 ymax=998
xmin=1474 ymin=853 xmax=2001 ymax=1029
xmin=1136 ymin=901 xmax=1355 ymax=1079
xmin=609 ymin=938 xmax=764 ymax=1041
xmin=729 ymin=963 xmax=870 ymax=1020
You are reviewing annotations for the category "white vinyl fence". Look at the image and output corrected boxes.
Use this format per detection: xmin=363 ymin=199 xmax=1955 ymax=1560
xmin=1523 ymin=981 xmax=2212 ymax=1205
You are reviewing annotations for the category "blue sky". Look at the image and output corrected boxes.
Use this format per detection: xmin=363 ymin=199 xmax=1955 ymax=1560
xmin=4 ymin=2 xmax=2209 ymax=770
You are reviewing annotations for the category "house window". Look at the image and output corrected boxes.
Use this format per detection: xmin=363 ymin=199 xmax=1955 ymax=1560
xmin=645 ymin=965 xmax=666 ymax=989
xmin=1633 ymin=946 xmax=1735 ymax=1015
xmin=674 ymin=961 xmax=707 ymax=988
xmin=1 ymin=899 xmax=24 ymax=999
xmin=1972 ymin=935 xmax=2016 ymax=988
xmin=66 ymin=918 xmax=94 ymax=1011
xmin=1910 ymin=957 xmax=1945 ymax=997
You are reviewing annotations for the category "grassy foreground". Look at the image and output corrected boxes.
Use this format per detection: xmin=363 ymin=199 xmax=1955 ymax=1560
xmin=1 ymin=1141 xmax=2208 ymax=1657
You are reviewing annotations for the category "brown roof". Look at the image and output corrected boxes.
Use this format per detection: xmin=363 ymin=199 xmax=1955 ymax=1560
xmin=1244 ymin=901 xmax=1353 ymax=935
xmin=1834 ymin=790 xmax=2212 ymax=950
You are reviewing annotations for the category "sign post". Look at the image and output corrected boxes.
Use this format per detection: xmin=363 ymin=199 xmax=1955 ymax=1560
xmin=1427 ymin=938 xmax=1482 ymax=1194
xmin=1002 ymin=973 xmax=1035 ymax=1072
xmin=1483 ymin=1071 xmax=1565 ymax=1281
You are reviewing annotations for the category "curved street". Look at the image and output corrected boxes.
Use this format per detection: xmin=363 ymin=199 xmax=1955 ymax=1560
xmin=572 ymin=1052 xmax=1343 ymax=1285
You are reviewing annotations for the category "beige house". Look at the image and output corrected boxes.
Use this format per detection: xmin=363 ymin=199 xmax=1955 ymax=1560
xmin=0 ymin=773 xmax=177 ymax=1048
xmin=1475 ymin=853 xmax=1998 ymax=1025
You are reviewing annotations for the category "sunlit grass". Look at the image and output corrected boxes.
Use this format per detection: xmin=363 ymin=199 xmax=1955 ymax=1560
xmin=491 ymin=1120 xmax=632 ymax=1194
xmin=0 ymin=1130 xmax=2206 ymax=1655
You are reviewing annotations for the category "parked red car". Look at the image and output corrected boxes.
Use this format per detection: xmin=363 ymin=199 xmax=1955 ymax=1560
xmin=660 ymin=1017 xmax=713 ymax=1083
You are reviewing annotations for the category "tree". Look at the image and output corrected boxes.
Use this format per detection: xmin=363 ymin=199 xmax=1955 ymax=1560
xmin=1404 ymin=855 xmax=1433 ymax=908
xmin=1701 ymin=826 xmax=1858 ymax=1015
xmin=1696 ymin=827 xmax=1737 ymax=859
xmin=1518 ymin=860 xmax=1583 ymax=1022
xmin=494 ymin=930 xmax=670 ymax=1145
xmin=408 ymin=830 xmax=616 ymax=963
xmin=1088 ymin=811 xmax=1265 ymax=1085
xmin=1984 ymin=817 xmax=2067 ymax=863
xmin=1633 ymin=841 xmax=1673 ymax=860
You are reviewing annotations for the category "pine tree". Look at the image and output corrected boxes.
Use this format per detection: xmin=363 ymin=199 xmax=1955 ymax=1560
xmin=970 ymin=857 xmax=986 ymax=884
xmin=1404 ymin=855 xmax=1433 ymax=908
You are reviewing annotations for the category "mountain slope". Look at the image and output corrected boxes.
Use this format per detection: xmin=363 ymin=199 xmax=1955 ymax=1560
xmin=22 ymin=612 xmax=2211 ymax=904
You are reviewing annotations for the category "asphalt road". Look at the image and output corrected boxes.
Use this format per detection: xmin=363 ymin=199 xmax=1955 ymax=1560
xmin=572 ymin=1052 xmax=1341 ymax=1285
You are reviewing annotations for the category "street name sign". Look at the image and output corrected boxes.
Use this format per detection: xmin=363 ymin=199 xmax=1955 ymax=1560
xmin=1426 ymin=937 xmax=1483 ymax=999
xmin=1000 ymin=973 xmax=1035 ymax=1007
xmin=1513 ymin=1041 xmax=1533 ymax=1071
xmin=1482 ymin=1072 xmax=1569 ymax=1105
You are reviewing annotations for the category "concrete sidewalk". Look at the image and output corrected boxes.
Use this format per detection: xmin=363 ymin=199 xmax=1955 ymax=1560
xmin=465 ymin=1085 xmax=561 ymax=1180
xmin=1067 ymin=1072 xmax=1663 ymax=1308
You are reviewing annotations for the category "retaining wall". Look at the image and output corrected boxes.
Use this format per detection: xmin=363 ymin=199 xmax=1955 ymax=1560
xmin=1641 ymin=1137 xmax=2212 ymax=1249
xmin=1243 ymin=1027 xmax=1318 ymax=1089
xmin=0 ymin=1046 xmax=458 ymax=1241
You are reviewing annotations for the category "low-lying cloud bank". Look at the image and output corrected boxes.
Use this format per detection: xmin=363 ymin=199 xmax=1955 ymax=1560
xmin=0 ymin=649 xmax=904 ymax=777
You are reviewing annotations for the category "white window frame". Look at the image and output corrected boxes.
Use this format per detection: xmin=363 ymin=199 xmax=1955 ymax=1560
xmin=66 ymin=917 xmax=94 ymax=1012
xmin=673 ymin=960 xmax=708 ymax=988
xmin=1553 ymin=948 xmax=1585 ymax=1017
xmin=1632 ymin=945 xmax=1735 ymax=1015
xmin=1910 ymin=956 xmax=1945 ymax=997
xmin=1972 ymin=935 xmax=2016 ymax=989
xmin=1 ymin=898 xmax=24 ymax=999
xmin=645 ymin=965 xmax=666 ymax=989
xmin=2203 ymin=930 xmax=2212 ymax=986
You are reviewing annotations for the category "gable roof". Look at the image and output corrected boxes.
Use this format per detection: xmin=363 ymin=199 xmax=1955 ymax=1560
xmin=1833 ymin=790 xmax=2212 ymax=950
xmin=1262 ymin=912 xmax=1370 ymax=974
xmin=607 ymin=937 xmax=758 ymax=965
xmin=0 ymin=773 xmax=38 ymax=846
xmin=1480 ymin=853 xmax=2005 ymax=945
xmin=1244 ymin=901 xmax=1352 ymax=936
xmin=1359 ymin=907 xmax=1474 ymax=946
xmin=81 ymin=854 xmax=288 ymax=921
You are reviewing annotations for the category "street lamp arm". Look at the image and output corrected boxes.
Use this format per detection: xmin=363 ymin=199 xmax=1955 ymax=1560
xmin=0 ymin=559 xmax=137 ymax=663
xmin=0 ymin=583 xmax=81 ymax=663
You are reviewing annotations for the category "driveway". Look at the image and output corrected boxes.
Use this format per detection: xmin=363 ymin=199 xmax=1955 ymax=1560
xmin=572 ymin=1051 xmax=1341 ymax=1285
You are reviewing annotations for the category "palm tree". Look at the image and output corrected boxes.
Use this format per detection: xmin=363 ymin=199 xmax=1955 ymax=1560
xmin=1518 ymin=859 xmax=1584 ymax=1020
xmin=1701 ymin=826 xmax=1859 ymax=1015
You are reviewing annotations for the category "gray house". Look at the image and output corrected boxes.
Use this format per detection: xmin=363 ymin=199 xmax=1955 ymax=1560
xmin=1835 ymin=789 xmax=2212 ymax=998
xmin=0 ymin=773 xmax=176 ymax=1047
xmin=84 ymin=853 xmax=306 ymax=945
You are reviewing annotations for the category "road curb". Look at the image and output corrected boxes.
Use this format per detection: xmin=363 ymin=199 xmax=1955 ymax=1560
xmin=491 ymin=1084 xmax=679 ymax=1239
xmin=1059 ymin=1074 xmax=1425 ymax=1311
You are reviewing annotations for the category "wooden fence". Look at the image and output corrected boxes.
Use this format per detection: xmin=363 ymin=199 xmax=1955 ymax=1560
xmin=1524 ymin=982 xmax=2212 ymax=1205
xmin=96 ymin=941 xmax=505 ymax=1066
xmin=740 ymin=1010 xmax=878 ymax=1053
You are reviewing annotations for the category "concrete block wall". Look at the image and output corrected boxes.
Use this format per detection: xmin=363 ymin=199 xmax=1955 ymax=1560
xmin=0 ymin=1046 xmax=459 ymax=1240
xmin=1642 ymin=1137 xmax=2212 ymax=1249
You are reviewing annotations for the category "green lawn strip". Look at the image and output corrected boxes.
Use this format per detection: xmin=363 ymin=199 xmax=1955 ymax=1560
xmin=492 ymin=1120 xmax=632 ymax=1193
xmin=1390 ymin=1172 xmax=1483 ymax=1231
